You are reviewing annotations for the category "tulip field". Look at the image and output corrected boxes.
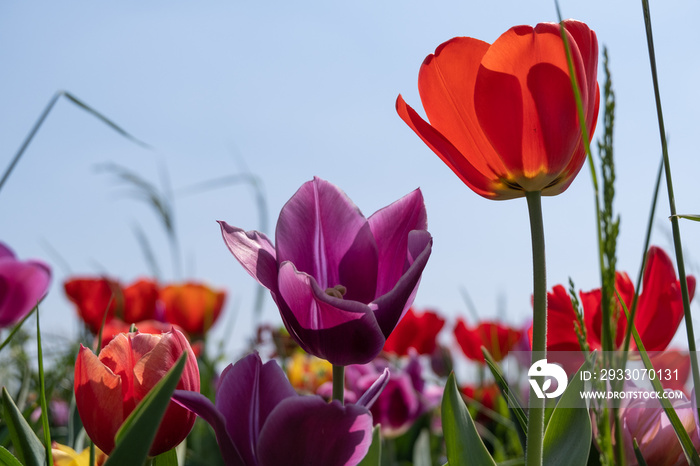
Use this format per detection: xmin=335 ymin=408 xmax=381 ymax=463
xmin=3 ymin=1 xmax=700 ymax=465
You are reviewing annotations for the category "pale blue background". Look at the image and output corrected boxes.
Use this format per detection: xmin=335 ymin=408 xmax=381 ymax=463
xmin=2 ymin=1 xmax=699 ymax=361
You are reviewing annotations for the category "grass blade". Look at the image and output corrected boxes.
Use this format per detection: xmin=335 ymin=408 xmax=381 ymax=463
xmin=618 ymin=290 xmax=700 ymax=465
xmin=633 ymin=439 xmax=649 ymax=466
xmin=639 ymin=0 xmax=700 ymax=425
xmin=0 ymin=90 xmax=150 ymax=195
xmin=36 ymin=305 xmax=53 ymax=465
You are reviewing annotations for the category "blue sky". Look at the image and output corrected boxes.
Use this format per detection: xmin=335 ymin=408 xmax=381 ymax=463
xmin=2 ymin=1 xmax=700 ymax=359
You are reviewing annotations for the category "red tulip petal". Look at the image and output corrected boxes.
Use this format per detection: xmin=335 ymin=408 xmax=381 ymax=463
xmin=74 ymin=345 xmax=124 ymax=454
xmin=417 ymin=37 xmax=506 ymax=177
xmin=123 ymin=279 xmax=158 ymax=323
xmin=396 ymin=95 xmax=509 ymax=199
xmin=636 ymin=247 xmax=689 ymax=350
xmin=546 ymin=285 xmax=586 ymax=351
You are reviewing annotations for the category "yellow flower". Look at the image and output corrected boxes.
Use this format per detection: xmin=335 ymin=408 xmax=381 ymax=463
xmin=286 ymin=352 xmax=333 ymax=394
xmin=52 ymin=442 xmax=106 ymax=466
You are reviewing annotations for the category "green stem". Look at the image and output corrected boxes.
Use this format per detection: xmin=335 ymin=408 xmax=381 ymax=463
xmin=525 ymin=191 xmax=546 ymax=466
xmin=332 ymin=364 xmax=345 ymax=404
xmin=640 ymin=0 xmax=700 ymax=424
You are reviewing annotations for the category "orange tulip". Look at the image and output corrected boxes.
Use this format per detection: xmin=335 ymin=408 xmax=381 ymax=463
xmin=74 ymin=329 xmax=199 ymax=456
xmin=397 ymin=20 xmax=599 ymax=199
xmin=160 ymin=282 xmax=226 ymax=335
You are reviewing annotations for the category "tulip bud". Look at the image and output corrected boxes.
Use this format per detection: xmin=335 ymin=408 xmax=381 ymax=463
xmin=74 ymin=328 xmax=200 ymax=456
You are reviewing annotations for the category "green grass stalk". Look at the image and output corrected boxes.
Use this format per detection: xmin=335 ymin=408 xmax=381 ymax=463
xmin=639 ymin=0 xmax=700 ymax=425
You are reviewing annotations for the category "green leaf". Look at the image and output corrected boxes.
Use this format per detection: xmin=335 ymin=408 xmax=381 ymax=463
xmin=104 ymin=352 xmax=187 ymax=466
xmin=152 ymin=448 xmax=179 ymax=466
xmin=357 ymin=426 xmax=381 ymax=466
xmin=618 ymin=291 xmax=700 ymax=465
xmin=542 ymin=355 xmax=594 ymax=466
xmin=672 ymin=214 xmax=700 ymax=222
xmin=0 ymin=446 xmax=23 ymax=466
xmin=413 ymin=429 xmax=432 ymax=466
xmin=1 ymin=387 xmax=46 ymax=466
xmin=482 ymin=348 xmax=528 ymax=433
xmin=442 ymin=373 xmax=497 ymax=466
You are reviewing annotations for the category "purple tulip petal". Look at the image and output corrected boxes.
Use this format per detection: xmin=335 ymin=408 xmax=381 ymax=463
xmin=277 ymin=262 xmax=385 ymax=365
xmin=219 ymin=221 xmax=278 ymax=292
xmin=371 ymin=230 xmax=432 ymax=337
xmin=357 ymin=368 xmax=390 ymax=409
xmin=368 ymin=188 xmax=428 ymax=296
xmin=172 ymin=390 xmax=243 ymax=466
xmin=0 ymin=257 xmax=51 ymax=328
xmin=0 ymin=243 xmax=15 ymax=259
xmin=257 ymin=397 xmax=373 ymax=466
xmin=216 ymin=353 xmax=297 ymax=465
xmin=275 ymin=177 xmax=378 ymax=301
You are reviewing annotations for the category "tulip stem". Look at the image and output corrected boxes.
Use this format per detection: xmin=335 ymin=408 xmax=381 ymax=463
xmin=332 ymin=364 xmax=345 ymax=404
xmin=525 ymin=190 xmax=546 ymax=466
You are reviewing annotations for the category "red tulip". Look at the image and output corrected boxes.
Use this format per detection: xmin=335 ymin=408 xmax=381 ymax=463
xmin=397 ymin=20 xmax=599 ymax=199
xmin=543 ymin=246 xmax=695 ymax=352
xmin=160 ymin=282 xmax=226 ymax=336
xmin=64 ymin=277 xmax=123 ymax=333
xmin=97 ymin=318 xmax=189 ymax=350
xmin=74 ymin=328 xmax=200 ymax=456
xmin=454 ymin=319 xmax=522 ymax=363
xmin=383 ymin=307 xmax=445 ymax=356
xmin=122 ymin=278 xmax=159 ymax=323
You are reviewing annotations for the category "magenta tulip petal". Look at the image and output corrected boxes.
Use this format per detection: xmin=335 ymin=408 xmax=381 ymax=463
xmin=277 ymin=262 xmax=385 ymax=365
xmin=257 ymin=397 xmax=373 ymax=466
xmin=0 ymin=255 xmax=51 ymax=328
xmin=368 ymin=188 xmax=428 ymax=296
xmin=220 ymin=177 xmax=431 ymax=365
xmin=172 ymin=390 xmax=243 ymax=466
xmin=219 ymin=221 xmax=278 ymax=292
xmin=275 ymin=177 xmax=379 ymax=301
xmin=371 ymin=230 xmax=432 ymax=337
xmin=357 ymin=368 xmax=390 ymax=409
xmin=215 ymin=353 xmax=297 ymax=466
xmin=0 ymin=243 xmax=14 ymax=259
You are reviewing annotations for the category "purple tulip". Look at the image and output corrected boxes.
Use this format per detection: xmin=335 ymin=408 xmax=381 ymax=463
xmin=320 ymin=354 xmax=442 ymax=437
xmin=219 ymin=177 xmax=432 ymax=365
xmin=618 ymin=387 xmax=700 ymax=465
xmin=0 ymin=242 xmax=51 ymax=328
xmin=173 ymin=352 xmax=388 ymax=466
